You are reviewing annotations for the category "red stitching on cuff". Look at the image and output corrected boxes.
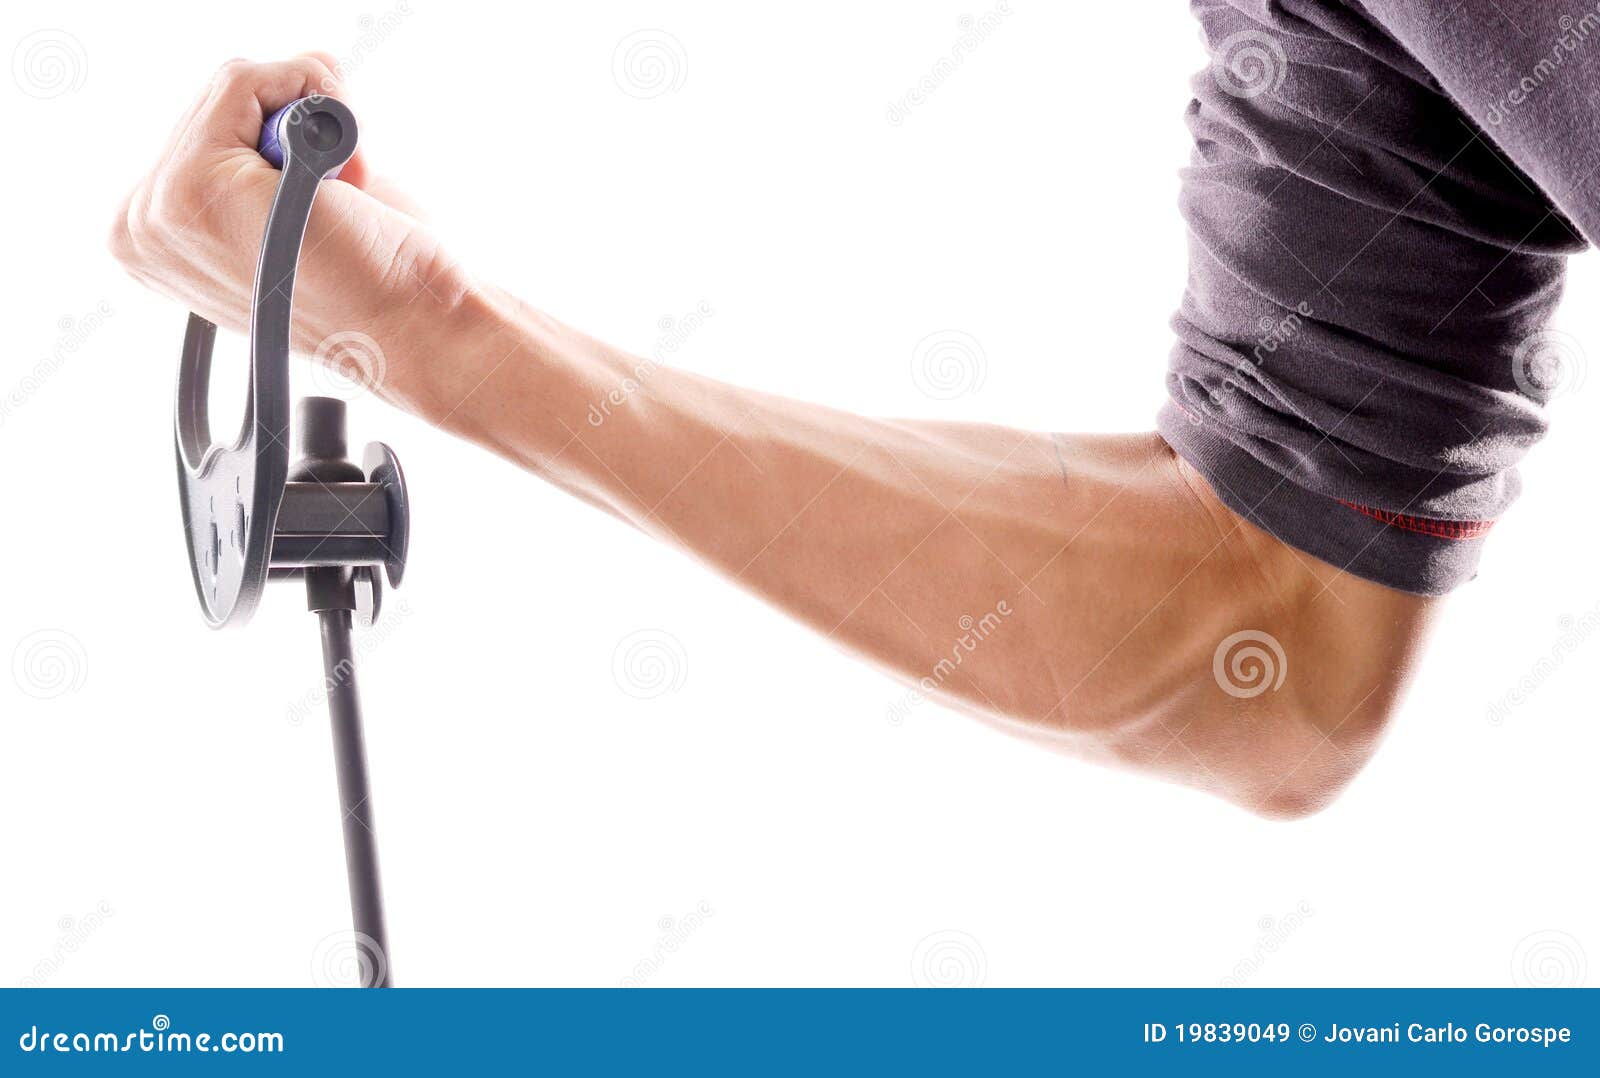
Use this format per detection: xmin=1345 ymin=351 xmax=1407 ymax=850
xmin=1337 ymin=500 xmax=1495 ymax=540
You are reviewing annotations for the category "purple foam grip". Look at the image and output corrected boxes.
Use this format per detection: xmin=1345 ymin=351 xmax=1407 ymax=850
xmin=256 ymin=101 xmax=295 ymax=169
xmin=256 ymin=98 xmax=345 ymax=179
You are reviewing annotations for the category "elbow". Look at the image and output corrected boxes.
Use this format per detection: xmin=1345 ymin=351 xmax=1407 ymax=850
xmin=1245 ymin=778 xmax=1347 ymax=822
xmin=955 ymin=634 xmax=1410 ymax=821
xmin=1230 ymin=691 xmax=1402 ymax=822
xmin=1069 ymin=677 xmax=1405 ymax=822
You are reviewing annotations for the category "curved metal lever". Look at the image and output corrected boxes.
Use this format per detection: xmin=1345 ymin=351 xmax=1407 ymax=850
xmin=174 ymin=96 xmax=361 ymax=627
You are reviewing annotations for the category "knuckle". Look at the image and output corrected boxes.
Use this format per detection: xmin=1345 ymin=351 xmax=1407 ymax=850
xmin=109 ymin=183 xmax=165 ymax=273
xmin=148 ymin=169 xmax=205 ymax=231
xmin=300 ymin=58 xmax=341 ymax=98
xmin=300 ymin=49 xmax=340 ymax=72
xmin=130 ymin=185 xmax=154 ymax=236
xmin=212 ymin=57 xmax=253 ymax=88
xmin=145 ymin=174 xmax=180 ymax=223
xmin=106 ymin=199 xmax=136 ymax=264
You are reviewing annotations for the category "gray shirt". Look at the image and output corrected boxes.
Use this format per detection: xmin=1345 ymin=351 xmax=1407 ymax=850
xmin=1159 ymin=1 xmax=1599 ymax=593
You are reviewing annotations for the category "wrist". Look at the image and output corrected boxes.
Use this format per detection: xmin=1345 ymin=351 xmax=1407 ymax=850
xmin=372 ymin=279 xmax=537 ymax=427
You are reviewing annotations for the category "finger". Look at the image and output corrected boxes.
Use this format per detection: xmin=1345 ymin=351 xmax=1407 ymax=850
xmin=297 ymin=50 xmax=345 ymax=88
xmin=151 ymin=58 xmax=242 ymax=165
xmin=195 ymin=55 xmax=347 ymax=154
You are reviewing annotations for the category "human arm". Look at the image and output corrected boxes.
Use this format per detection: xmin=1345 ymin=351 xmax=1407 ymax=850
xmin=109 ymin=56 xmax=1439 ymax=817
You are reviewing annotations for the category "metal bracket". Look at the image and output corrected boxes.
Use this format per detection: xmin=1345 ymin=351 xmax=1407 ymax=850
xmin=174 ymin=96 xmax=409 ymax=627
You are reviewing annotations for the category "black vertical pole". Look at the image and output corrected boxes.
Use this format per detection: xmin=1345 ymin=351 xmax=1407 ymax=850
xmin=295 ymin=398 xmax=393 ymax=988
xmin=316 ymin=601 xmax=392 ymax=988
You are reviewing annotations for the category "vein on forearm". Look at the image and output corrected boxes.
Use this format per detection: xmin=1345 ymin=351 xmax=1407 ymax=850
xmin=421 ymin=293 xmax=1080 ymax=723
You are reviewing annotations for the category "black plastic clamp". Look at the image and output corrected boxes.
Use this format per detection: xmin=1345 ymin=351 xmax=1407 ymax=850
xmin=174 ymin=96 xmax=408 ymax=628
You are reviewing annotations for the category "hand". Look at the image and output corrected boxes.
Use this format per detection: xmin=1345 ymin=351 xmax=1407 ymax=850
xmin=108 ymin=54 xmax=466 ymax=400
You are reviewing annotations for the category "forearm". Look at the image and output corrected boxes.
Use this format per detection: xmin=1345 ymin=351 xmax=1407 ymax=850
xmin=367 ymin=279 xmax=1440 ymax=814
xmin=383 ymin=286 xmax=1172 ymax=731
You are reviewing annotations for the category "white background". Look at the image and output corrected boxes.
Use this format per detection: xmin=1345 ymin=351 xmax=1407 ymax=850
xmin=1 ymin=1 xmax=1595 ymax=988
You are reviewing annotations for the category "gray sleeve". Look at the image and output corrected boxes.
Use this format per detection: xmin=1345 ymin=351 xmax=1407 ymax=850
xmin=1358 ymin=0 xmax=1600 ymax=246
xmin=1158 ymin=0 xmax=1588 ymax=595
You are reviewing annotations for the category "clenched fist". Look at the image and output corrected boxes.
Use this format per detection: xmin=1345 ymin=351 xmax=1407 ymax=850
xmin=108 ymin=53 xmax=468 ymax=403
